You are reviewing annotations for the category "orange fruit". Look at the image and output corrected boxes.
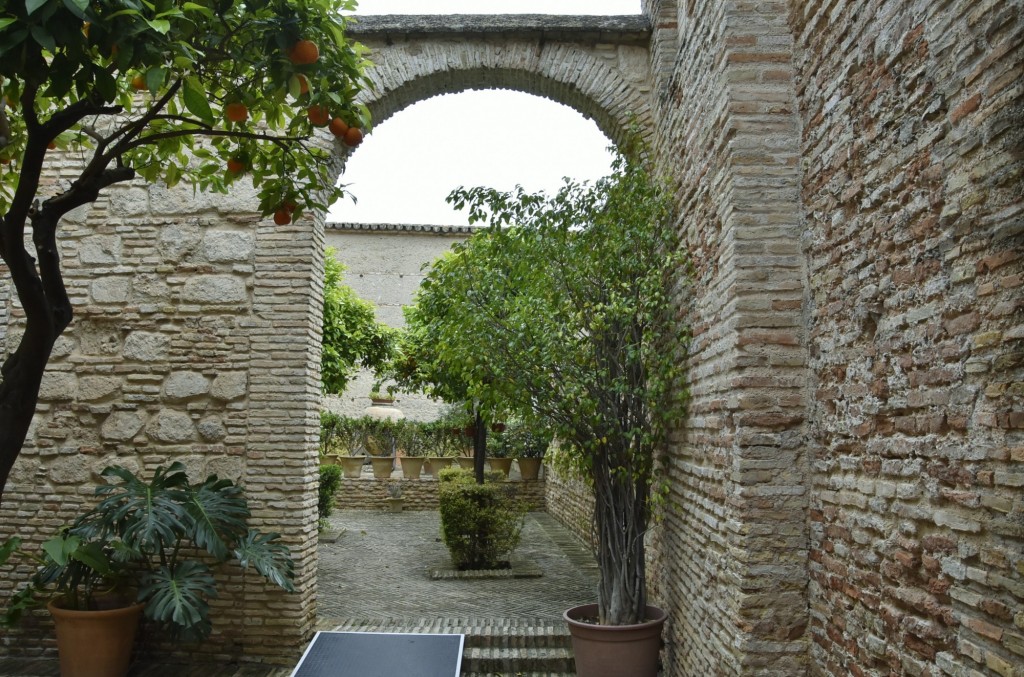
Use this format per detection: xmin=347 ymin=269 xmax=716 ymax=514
xmin=328 ymin=117 xmax=349 ymax=137
xmin=0 ymin=157 xmax=10 ymax=165
xmin=131 ymin=74 xmax=146 ymax=91
xmin=343 ymin=126 xmax=363 ymax=147
xmin=307 ymin=105 xmax=329 ymax=127
xmin=288 ymin=40 xmax=319 ymax=66
xmin=273 ymin=207 xmax=292 ymax=225
xmin=225 ymin=102 xmax=248 ymax=122
xmin=296 ymin=74 xmax=310 ymax=95
xmin=47 ymin=141 xmax=57 ymax=150
xmin=227 ymin=158 xmax=245 ymax=174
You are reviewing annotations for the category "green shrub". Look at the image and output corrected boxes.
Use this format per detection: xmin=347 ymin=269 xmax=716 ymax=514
xmin=501 ymin=420 xmax=552 ymax=459
xmin=438 ymin=469 xmax=525 ymax=570
xmin=318 ymin=464 xmax=343 ymax=529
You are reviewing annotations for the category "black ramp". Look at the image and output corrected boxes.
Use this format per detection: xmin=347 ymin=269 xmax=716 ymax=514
xmin=291 ymin=631 xmax=464 ymax=677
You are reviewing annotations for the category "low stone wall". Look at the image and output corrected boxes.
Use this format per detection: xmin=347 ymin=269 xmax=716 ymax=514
xmin=334 ymin=471 xmax=547 ymax=511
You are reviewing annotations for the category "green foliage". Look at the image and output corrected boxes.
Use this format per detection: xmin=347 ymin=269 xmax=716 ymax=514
xmin=493 ymin=419 xmax=551 ymax=459
xmin=0 ymin=0 xmax=371 ymax=215
xmin=321 ymin=249 xmax=397 ymax=395
xmin=437 ymin=469 xmax=525 ymax=570
xmin=2 ymin=463 xmax=294 ymax=641
xmin=407 ymin=140 xmax=691 ymax=624
xmin=319 ymin=410 xmax=360 ymax=456
xmin=319 ymin=413 xmax=469 ymax=459
xmin=317 ymin=464 xmax=342 ymax=528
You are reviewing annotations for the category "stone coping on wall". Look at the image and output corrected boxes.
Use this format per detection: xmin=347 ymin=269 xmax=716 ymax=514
xmin=348 ymin=14 xmax=651 ymax=46
xmin=334 ymin=473 xmax=547 ymax=512
xmin=325 ymin=221 xmax=479 ymax=235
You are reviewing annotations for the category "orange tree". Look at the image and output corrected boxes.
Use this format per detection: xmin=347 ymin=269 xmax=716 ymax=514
xmin=0 ymin=0 xmax=372 ymax=501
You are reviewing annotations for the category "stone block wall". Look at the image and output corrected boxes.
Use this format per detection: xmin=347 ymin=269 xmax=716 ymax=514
xmin=0 ymin=158 xmax=329 ymax=664
xmin=791 ymin=1 xmax=1024 ymax=675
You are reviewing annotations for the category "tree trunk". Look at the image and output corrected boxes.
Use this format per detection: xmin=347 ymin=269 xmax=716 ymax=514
xmin=473 ymin=409 xmax=486 ymax=485
xmin=593 ymin=443 xmax=650 ymax=626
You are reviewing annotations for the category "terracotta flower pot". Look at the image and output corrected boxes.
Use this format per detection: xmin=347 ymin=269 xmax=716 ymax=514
xmin=563 ymin=603 xmax=666 ymax=677
xmin=456 ymin=456 xmax=476 ymax=470
xmin=487 ymin=457 xmax=513 ymax=478
xmin=399 ymin=456 xmax=424 ymax=479
xmin=340 ymin=456 xmax=364 ymax=479
xmin=425 ymin=456 xmax=452 ymax=476
xmin=370 ymin=456 xmax=395 ymax=479
xmin=48 ymin=599 xmax=145 ymax=677
xmin=516 ymin=457 xmax=542 ymax=481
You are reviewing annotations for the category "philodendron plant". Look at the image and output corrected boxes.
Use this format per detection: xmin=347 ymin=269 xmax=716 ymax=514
xmin=2 ymin=462 xmax=294 ymax=641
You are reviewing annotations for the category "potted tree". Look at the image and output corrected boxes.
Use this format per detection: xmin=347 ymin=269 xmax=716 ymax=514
xmin=504 ymin=421 xmax=551 ymax=482
xmin=396 ymin=420 xmax=427 ymax=480
xmin=407 ymin=142 xmax=686 ymax=676
xmin=321 ymin=412 xmax=365 ymax=479
xmin=2 ymin=462 xmax=295 ymax=676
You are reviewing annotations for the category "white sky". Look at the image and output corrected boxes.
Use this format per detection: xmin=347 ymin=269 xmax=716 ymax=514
xmin=328 ymin=0 xmax=640 ymax=226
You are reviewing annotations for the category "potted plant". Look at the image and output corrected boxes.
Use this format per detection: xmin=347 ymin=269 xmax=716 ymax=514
xmin=504 ymin=421 xmax=551 ymax=482
xmin=421 ymin=422 xmax=456 ymax=477
xmin=485 ymin=427 xmax=513 ymax=479
xmin=320 ymin=411 xmax=365 ymax=478
xmin=395 ymin=420 xmax=427 ymax=480
xmin=1 ymin=462 xmax=295 ymax=677
xmin=406 ymin=142 xmax=684 ymax=675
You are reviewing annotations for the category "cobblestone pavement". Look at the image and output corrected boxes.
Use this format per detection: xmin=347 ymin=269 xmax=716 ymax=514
xmin=316 ymin=509 xmax=599 ymax=622
xmin=0 ymin=509 xmax=598 ymax=676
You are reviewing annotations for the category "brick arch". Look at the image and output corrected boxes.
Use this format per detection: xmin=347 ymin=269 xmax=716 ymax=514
xmin=347 ymin=16 xmax=654 ymax=148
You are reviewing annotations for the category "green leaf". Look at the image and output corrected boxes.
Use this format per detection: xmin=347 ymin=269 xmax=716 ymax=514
xmin=234 ymin=529 xmax=295 ymax=592
xmin=145 ymin=66 xmax=166 ymax=93
xmin=93 ymin=66 xmax=116 ymax=102
xmin=0 ymin=537 xmax=22 ymax=566
xmin=145 ymin=18 xmax=170 ymax=34
xmin=182 ymin=2 xmax=213 ymax=17
xmin=29 ymin=24 xmax=55 ymax=51
xmin=139 ymin=561 xmax=216 ymax=641
xmin=61 ymin=0 xmax=89 ymax=20
xmin=182 ymin=76 xmax=213 ymax=124
xmin=25 ymin=0 xmax=50 ymax=16
xmin=0 ymin=18 xmax=17 ymax=31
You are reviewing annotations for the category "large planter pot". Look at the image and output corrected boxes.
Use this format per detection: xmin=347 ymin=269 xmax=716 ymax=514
xmin=399 ymin=456 xmax=424 ymax=480
xmin=425 ymin=456 xmax=452 ymax=476
xmin=487 ymin=457 xmax=513 ymax=478
xmin=370 ymin=456 xmax=395 ymax=479
xmin=517 ymin=457 xmax=543 ymax=481
xmin=340 ymin=456 xmax=365 ymax=479
xmin=456 ymin=456 xmax=476 ymax=470
xmin=563 ymin=603 xmax=666 ymax=677
xmin=47 ymin=599 xmax=145 ymax=677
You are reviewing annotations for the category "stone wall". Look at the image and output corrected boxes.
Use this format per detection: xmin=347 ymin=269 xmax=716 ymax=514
xmin=333 ymin=472 xmax=547 ymax=512
xmin=792 ymin=1 xmax=1024 ymax=675
xmin=0 ymin=160 xmax=330 ymax=663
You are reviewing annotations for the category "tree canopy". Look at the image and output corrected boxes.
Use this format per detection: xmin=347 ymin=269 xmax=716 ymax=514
xmin=399 ymin=146 xmax=690 ymax=624
xmin=0 ymin=0 xmax=372 ymax=501
xmin=321 ymin=247 xmax=395 ymax=395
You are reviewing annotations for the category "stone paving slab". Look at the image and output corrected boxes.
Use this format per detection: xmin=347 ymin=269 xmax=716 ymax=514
xmin=316 ymin=510 xmax=598 ymax=620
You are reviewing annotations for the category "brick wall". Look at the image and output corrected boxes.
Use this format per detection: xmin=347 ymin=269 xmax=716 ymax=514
xmin=792 ymin=1 xmax=1024 ymax=674
xmin=545 ymin=466 xmax=596 ymax=550
xmin=643 ymin=0 xmax=810 ymax=673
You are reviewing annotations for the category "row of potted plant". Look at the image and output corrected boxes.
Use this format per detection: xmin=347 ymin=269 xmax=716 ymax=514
xmin=319 ymin=412 xmax=549 ymax=480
